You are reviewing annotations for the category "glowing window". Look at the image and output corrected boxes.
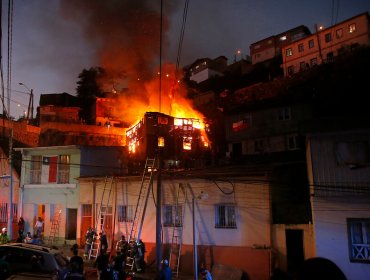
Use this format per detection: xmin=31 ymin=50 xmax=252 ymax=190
xmin=349 ymin=23 xmax=356 ymax=33
xmin=286 ymin=48 xmax=293 ymax=57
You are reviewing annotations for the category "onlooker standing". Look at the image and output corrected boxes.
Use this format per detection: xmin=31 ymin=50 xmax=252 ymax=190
xmin=17 ymin=217 xmax=25 ymax=242
xmin=70 ymin=244 xmax=84 ymax=274
xmin=34 ymin=217 xmax=44 ymax=239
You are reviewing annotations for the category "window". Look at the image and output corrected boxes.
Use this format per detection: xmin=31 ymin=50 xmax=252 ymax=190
xmin=278 ymin=107 xmax=291 ymax=120
xmin=310 ymin=57 xmax=318 ymax=66
xmin=30 ymin=156 xmax=42 ymax=184
xmin=30 ymin=155 xmax=70 ymax=184
xmin=287 ymin=135 xmax=300 ymax=150
xmin=215 ymin=205 xmax=236 ymax=228
xmin=163 ymin=204 xmax=183 ymax=227
xmin=308 ymin=39 xmax=314 ymax=48
xmin=232 ymin=116 xmax=250 ymax=132
xmin=347 ymin=218 xmax=370 ymax=263
xmin=335 ymin=141 xmax=370 ymax=167
xmin=0 ymin=203 xmax=17 ymax=223
xmin=280 ymin=35 xmax=287 ymax=41
xmin=117 ymin=205 xmax=134 ymax=222
xmin=336 ymin=28 xmax=343 ymax=39
xmin=286 ymin=48 xmax=293 ymax=57
xmin=254 ymin=139 xmax=264 ymax=152
xmin=298 ymin=43 xmax=304 ymax=52
xmin=324 ymin=33 xmax=332 ymax=43
xmin=349 ymin=23 xmax=356 ymax=33
xmin=300 ymin=61 xmax=307 ymax=71
xmin=287 ymin=66 xmax=294 ymax=76
xmin=326 ymin=52 xmax=334 ymax=63
xmin=254 ymin=44 xmax=260 ymax=49
xmin=58 ymin=155 xmax=70 ymax=184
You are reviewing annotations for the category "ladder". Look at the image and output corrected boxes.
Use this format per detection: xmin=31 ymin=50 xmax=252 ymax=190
xmin=89 ymin=176 xmax=115 ymax=259
xmin=126 ymin=158 xmax=156 ymax=270
xmin=47 ymin=209 xmax=62 ymax=244
xmin=169 ymin=183 xmax=187 ymax=277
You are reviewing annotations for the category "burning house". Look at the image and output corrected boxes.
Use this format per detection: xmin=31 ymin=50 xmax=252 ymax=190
xmin=126 ymin=111 xmax=210 ymax=169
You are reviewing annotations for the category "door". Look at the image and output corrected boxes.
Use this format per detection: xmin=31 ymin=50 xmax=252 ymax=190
xmin=66 ymin=208 xmax=77 ymax=240
xmin=286 ymin=229 xmax=304 ymax=275
xmin=81 ymin=204 xmax=92 ymax=245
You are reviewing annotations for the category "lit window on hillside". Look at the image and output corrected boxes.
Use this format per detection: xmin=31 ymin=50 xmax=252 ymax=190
xmin=347 ymin=218 xmax=370 ymax=263
xmin=280 ymin=35 xmax=287 ymax=41
xmin=286 ymin=48 xmax=293 ymax=57
xmin=349 ymin=23 xmax=356 ymax=33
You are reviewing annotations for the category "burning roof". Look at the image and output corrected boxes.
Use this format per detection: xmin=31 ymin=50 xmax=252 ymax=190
xmin=126 ymin=112 xmax=210 ymax=168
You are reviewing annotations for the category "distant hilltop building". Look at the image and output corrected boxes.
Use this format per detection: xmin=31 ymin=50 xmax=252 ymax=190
xmin=281 ymin=12 xmax=370 ymax=76
xmin=250 ymin=25 xmax=311 ymax=65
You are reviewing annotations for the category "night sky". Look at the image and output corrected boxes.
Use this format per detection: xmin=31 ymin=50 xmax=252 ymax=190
xmin=3 ymin=0 xmax=370 ymax=118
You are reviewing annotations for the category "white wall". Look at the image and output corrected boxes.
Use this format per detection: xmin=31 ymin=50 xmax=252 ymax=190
xmin=78 ymin=175 xmax=271 ymax=248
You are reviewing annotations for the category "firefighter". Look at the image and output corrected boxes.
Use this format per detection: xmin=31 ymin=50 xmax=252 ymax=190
xmin=84 ymin=227 xmax=96 ymax=259
xmin=134 ymin=239 xmax=145 ymax=272
xmin=115 ymin=235 xmax=128 ymax=257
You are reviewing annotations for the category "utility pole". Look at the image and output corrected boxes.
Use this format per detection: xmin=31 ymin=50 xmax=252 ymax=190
xmin=7 ymin=128 xmax=13 ymax=240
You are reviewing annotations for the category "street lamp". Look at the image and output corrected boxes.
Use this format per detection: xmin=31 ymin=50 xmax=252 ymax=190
xmin=18 ymin=82 xmax=34 ymax=122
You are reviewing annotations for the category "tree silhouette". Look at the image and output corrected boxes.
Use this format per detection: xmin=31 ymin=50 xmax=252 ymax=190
xmin=76 ymin=67 xmax=106 ymax=124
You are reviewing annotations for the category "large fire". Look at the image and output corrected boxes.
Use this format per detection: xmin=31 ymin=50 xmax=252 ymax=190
xmin=124 ymin=64 xmax=210 ymax=156
xmin=61 ymin=1 xmax=209 ymax=159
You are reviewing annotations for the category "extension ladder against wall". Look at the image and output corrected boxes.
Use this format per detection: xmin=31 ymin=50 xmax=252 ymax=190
xmin=126 ymin=158 xmax=156 ymax=270
xmin=89 ymin=176 xmax=114 ymax=259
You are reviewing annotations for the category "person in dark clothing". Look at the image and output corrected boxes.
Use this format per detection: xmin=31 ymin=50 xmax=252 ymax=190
xmin=64 ymin=262 xmax=85 ymax=280
xmin=159 ymin=259 xmax=172 ymax=280
xmin=99 ymin=232 xmax=108 ymax=255
xmin=111 ymin=251 xmax=126 ymax=280
xmin=17 ymin=217 xmax=25 ymax=242
xmin=70 ymin=244 xmax=84 ymax=274
xmin=134 ymin=239 xmax=145 ymax=272
xmin=94 ymin=251 xmax=110 ymax=280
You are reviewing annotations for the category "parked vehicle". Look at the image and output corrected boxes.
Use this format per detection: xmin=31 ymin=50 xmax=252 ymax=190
xmin=0 ymin=243 xmax=69 ymax=280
